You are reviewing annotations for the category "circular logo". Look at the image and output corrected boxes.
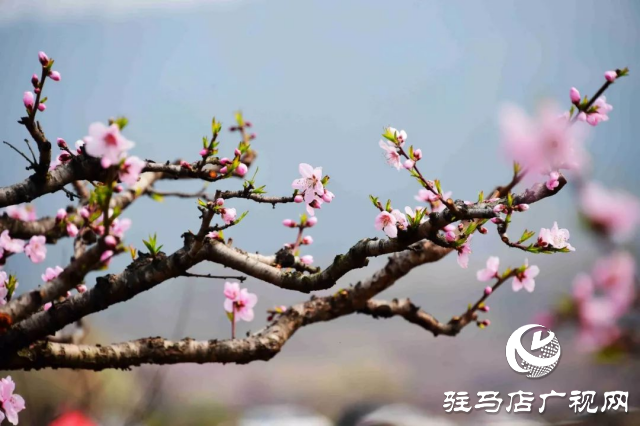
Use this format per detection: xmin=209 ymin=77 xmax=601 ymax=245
xmin=505 ymin=324 xmax=561 ymax=379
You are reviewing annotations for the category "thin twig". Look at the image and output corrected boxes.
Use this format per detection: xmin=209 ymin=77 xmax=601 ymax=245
xmin=3 ymin=141 xmax=36 ymax=168
xmin=181 ymin=272 xmax=247 ymax=282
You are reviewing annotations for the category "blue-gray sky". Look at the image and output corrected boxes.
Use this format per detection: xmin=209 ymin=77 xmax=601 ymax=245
xmin=1 ymin=0 xmax=639 ymax=419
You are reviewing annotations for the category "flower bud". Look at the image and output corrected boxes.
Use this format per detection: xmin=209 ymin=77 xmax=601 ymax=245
xmin=199 ymin=148 xmax=209 ymax=157
xmin=300 ymin=255 xmax=314 ymax=265
xmin=480 ymin=305 xmax=490 ymax=312
xmin=49 ymin=70 xmax=61 ymax=81
xmin=479 ymin=226 xmax=488 ymax=234
xmin=403 ymin=159 xmax=415 ymax=170
xmin=482 ymin=319 xmax=491 ymax=327
xmin=100 ymin=250 xmax=114 ymax=263
xmin=282 ymin=219 xmax=296 ymax=228
xmin=43 ymin=302 xmax=52 ymax=311
xmin=234 ymin=148 xmax=241 ymax=156
xmin=244 ymin=121 xmax=252 ymax=128
xmin=249 ymin=133 xmax=257 ymax=140
xmin=104 ymin=235 xmax=117 ymax=248
xmin=180 ymin=160 xmax=192 ymax=170
xmin=302 ymin=236 xmax=313 ymax=245
xmin=37 ymin=103 xmax=46 ymax=112
xmin=570 ymin=87 xmax=581 ymax=103
xmin=57 ymin=138 xmax=67 ymax=149
xmin=66 ymin=222 xmax=79 ymax=237
xmin=235 ymin=163 xmax=248 ymax=177
xmin=491 ymin=217 xmax=503 ymax=224
xmin=114 ymin=184 xmax=123 ymax=193
xmin=294 ymin=195 xmax=304 ymax=203
xmin=214 ymin=198 xmax=224 ymax=206
xmin=58 ymin=152 xmax=71 ymax=162
xmin=219 ymin=166 xmax=228 ymax=174
xmin=56 ymin=209 xmax=67 ymax=221
xmin=80 ymin=207 xmax=90 ymax=219
xmin=516 ymin=204 xmax=529 ymax=211
xmin=228 ymin=126 xmax=238 ymax=132
xmin=220 ymin=157 xmax=230 ymax=165
xmin=38 ymin=51 xmax=49 ymax=66
xmin=31 ymin=74 xmax=39 ymax=88
xmin=23 ymin=91 xmax=35 ymax=109
xmin=484 ymin=286 xmax=493 ymax=296
xmin=413 ymin=148 xmax=423 ymax=160
xmin=604 ymin=70 xmax=617 ymax=82
xmin=493 ymin=204 xmax=505 ymax=213
xmin=76 ymin=284 xmax=88 ymax=293
xmin=306 ymin=217 xmax=318 ymax=227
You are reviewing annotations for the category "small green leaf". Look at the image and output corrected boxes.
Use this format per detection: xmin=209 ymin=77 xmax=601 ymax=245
xmin=477 ymin=191 xmax=484 ymax=203
xmin=150 ymin=193 xmax=164 ymax=202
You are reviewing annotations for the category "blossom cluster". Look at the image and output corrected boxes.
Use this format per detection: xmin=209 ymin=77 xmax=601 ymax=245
xmin=0 ymin=376 xmax=25 ymax=425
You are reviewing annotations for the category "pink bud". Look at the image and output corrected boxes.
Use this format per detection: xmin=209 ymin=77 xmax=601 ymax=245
xmin=249 ymin=133 xmax=257 ymax=140
xmin=403 ymin=159 xmax=415 ymax=170
xmin=38 ymin=103 xmax=46 ymax=112
xmin=213 ymin=198 xmax=223 ymax=206
xmin=493 ymin=204 xmax=505 ymax=213
xmin=100 ymin=250 xmax=114 ymax=263
xmin=23 ymin=91 xmax=35 ymax=109
xmin=58 ymin=152 xmax=71 ymax=162
xmin=43 ymin=302 xmax=52 ymax=311
xmin=479 ymin=226 xmax=488 ymax=234
xmin=34 ymin=88 xmax=41 ymax=94
xmin=294 ymin=195 xmax=304 ymax=203
xmin=104 ymin=235 xmax=117 ymax=248
xmin=570 ymin=87 xmax=581 ymax=103
xmin=114 ymin=184 xmax=123 ymax=193
xmin=604 ymin=70 xmax=617 ymax=82
xmin=220 ymin=157 xmax=230 ymax=165
xmin=80 ymin=207 xmax=90 ymax=219
xmin=300 ymin=255 xmax=314 ymax=265
xmin=76 ymin=284 xmax=87 ymax=293
xmin=484 ymin=286 xmax=493 ymax=296
xmin=516 ymin=204 xmax=529 ymax=211
xmin=49 ymin=70 xmax=61 ymax=81
xmin=244 ymin=121 xmax=252 ymax=128
xmin=57 ymin=138 xmax=67 ymax=149
xmin=180 ymin=160 xmax=192 ymax=170
xmin=234 ymin=148 xmax=241 ymax=156
xmin=199 ymin=148 xmax=209 ymax=157
xmin=219 ymin=166 xmax=228 ymax=174
xmin=235 ymin=163 xmax=248 ymax=177
xmin=66 ymin=222 xmax=79 ymax=237
xmin=38 ymin=51 xmax=49 ymax=66
xmin=31 ymin=74 xmax=39 ymax=87
xmin=282 ymin=219 xmax=296 ymax=228
xmin=413 ymin=149 xmax=423 ymax=160
xmin=490 ymin=217 xmax=503 ymax=224
xmin=306 ymin=217 xmax=318 ymax=227
xmin=482 ymin=319 xmax=491 ymax=327
xmin=56 ymin=209 xmax=67 ymax=221
xmin=302 ymin=236 xmax=313 ymax=245
xmin=480 ymin=305 xmax=490 ymax=312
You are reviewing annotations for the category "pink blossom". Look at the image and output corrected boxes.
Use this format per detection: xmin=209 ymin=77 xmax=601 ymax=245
xmin=443 ymin=224 xmax=456 ymax=242
xmin=403 ymin=159 xmax=414 ymax=170
xmin=80 ymin=207 xmax=90 ymax=219
xmin=484 ymin=286 xmax=492 ymax=296
xmin=604 ymin=71 xmax=617 ymax=82
xmin=199 ymin=148 xmax=209 ymax=156
xmin=546 ymin=171 xmax=561 ymax=191
xmin=5 ymin=205 xmax=37 ymax=222
xmin=41 ymin=266 xmax=64 ymax=282
xmin=379 ymin=140 xmax=402 ymax=170
xmin=37 ymin=103 xmax=46 ymax=112
xmin=224 ymin=282 xmax=240 ymax=301
xmin=206 ymin=231 xmax=220 ymax=240
xmin=294 ymin=195 xmax=303 ymax=203
xmin=302 ymin=236 xmax=313 ymax=245
xmin=374 ymin=210 xmax=406 ymax=239
xmin=493 ymin=204 xmax=505 ymax=213
xmin=500 ymin=103 xmax=587 ymax=175
xmin=477 ymin=256 xmax=499 ymax=282
xmin=110 ymin=218 xmax=131 ymax=239
xmin=456 ymin=235 xmax=472 ymax=268
xmin=512 ymin=259 xmax=540 ymax=292
xmin=291 ymin=163 xmax=325 ymax=204
xmin=0 ymin=231 xmax=25 ymax=253
xmin=25 ymin=235 xmax=47 ymax=263
xmin=221 ymin=208 xmax=237 ymax=225
xmin=386 ymin=127 xmax=407 ymax=145
xmin=321 ymin=189 xmax=335 ymax=203
xmin=413 ymin=149 xmax=422 ymax=160
xmin=84 ymin=122 xmax=135 ymax=169
xmin=0 ymin=376 xmax=25 ymax=425
xmin=23 ymin=91 xmax=35 ymax=109
xmin=66 ymin=222 xmax=79 ymax=237
xmin=235 ymin=163 xmax=248 ymax=177
xmin=580 ymin=181 xmax=640 ymax=242
xmin=300 ymin=255 xmax=314 ymax=265
xmin=0 ymin=271 xmax=8 ymax=305
xmin=56 ymin=209 xmax=67 ymax=221
xmin=306 ymin=217 xmax=318 ymax=227
xmin=282 ymin=219 xmax=296 ymax=228
xmin=538 ymin=221 xmax=575 ymax=251
xmin=569 ymin=87 xmax=581 ymax=103
xmin=224 ymin=286 xmax=258 ymax=322
xmin=578 ymin=96 xmax=613 ymax=126
xmin=119 ymin=156 xmax=145 ymax=186
xmin=38 ymin=51 xmax=49 ymax=65
xmin=43 ymin=302 xmax=52 ymax=311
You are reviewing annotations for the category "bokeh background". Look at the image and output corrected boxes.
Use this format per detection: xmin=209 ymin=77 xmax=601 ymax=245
xmin=1 ymin=0 xmax=639 ymax=424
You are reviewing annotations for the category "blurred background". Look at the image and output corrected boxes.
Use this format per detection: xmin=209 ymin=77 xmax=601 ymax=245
xmin=1 ymin=0 xmax=639 ymax=424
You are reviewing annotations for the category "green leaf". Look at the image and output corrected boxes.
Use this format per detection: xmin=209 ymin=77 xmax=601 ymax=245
xmin=385 ymin=199 xmax=392 ymax=212
xmin=112 ymin=116 xmax=129 ymax=130
xmin=234 ymin=111 xmax=244 ymax=127
xmin=226 ymin=311 xmax=235 ymax=322
xmin=507 ymin=192 xmax=513 ymax=207
xmin=434 ymin=180 xmax=442 ymax=195
xmin=513 ymin=162 xmax=521 ymax=175
xmin=464 ymin=222 xmax=478 ymax=236
xmin=519 ymin=229 xmax=536 ymax=243
xmin=477 ymin=191 xmax=484 ymax=203
xmin=150 ymin=193 xmax=164 ymax=202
